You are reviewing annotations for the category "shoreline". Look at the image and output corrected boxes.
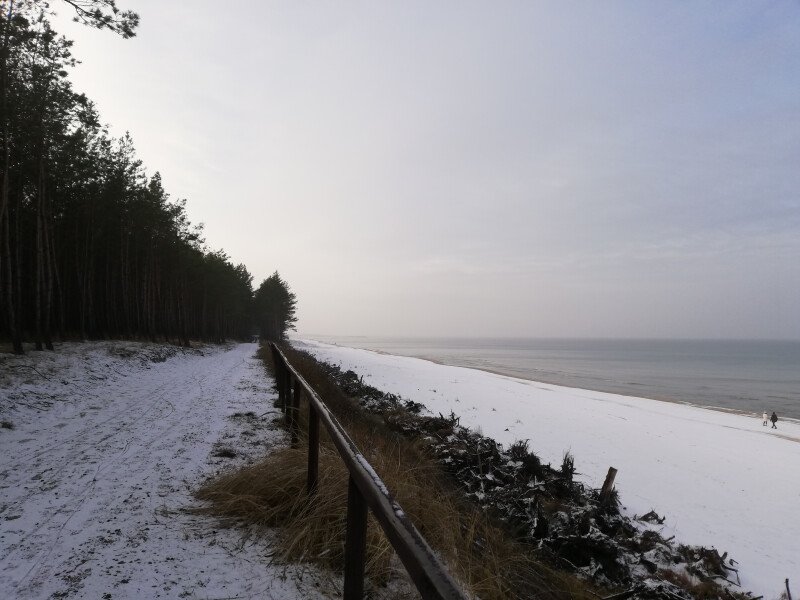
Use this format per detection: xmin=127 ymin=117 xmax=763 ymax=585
xmin=309 ymin=339 xmax=800 ymax=428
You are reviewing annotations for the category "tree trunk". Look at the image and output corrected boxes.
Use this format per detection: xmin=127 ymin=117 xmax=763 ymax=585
xmin=41 ymin=164 xmax=53 ymax=350
xmin=35 ymin=169 xmax=44 ymax=350
xmin=120 ymin=227 xmax=130 ymax=336
xmin=105 ymin=235 xmax=113 ymax=337
xmin=0 ymin=0 xmax=14 ymax=238
xmin=10 ymin=189 xmax=22 ymax=353
xmin=49 ymin=224 xmax=64 ymax=340
xmin=3 ymin=205 xmax=21 ymax=353
xmin=0 ymin=1 xmax=16 ymax=343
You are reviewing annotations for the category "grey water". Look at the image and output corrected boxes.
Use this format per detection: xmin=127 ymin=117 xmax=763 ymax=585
xmin=306 ymin=336 xmax=800 ymax=420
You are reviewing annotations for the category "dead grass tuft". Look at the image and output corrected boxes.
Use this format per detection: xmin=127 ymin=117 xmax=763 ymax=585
xmin=198 ymin=440 xmax=593 ymax=599
xmin=658 ymin=569 xmax=729 ymax=600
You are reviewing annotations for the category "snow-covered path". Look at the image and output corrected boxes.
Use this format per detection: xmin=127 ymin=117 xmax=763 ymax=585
xmin=0 ymin=342 xmax=330 ymax=599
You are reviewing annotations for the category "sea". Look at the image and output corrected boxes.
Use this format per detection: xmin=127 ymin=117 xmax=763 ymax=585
xmin=303 ymin=336 xmax=800 ymax=420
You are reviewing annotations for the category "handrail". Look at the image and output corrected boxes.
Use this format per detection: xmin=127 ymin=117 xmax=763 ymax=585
xmin=269 ymin=342 xmax=466 ymax=600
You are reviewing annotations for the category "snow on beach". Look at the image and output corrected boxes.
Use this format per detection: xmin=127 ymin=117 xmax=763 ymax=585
xmin=0 ymin=342 xmax=332 ymax=599
xmin=296 ymin=338 xmax=800 ymax=600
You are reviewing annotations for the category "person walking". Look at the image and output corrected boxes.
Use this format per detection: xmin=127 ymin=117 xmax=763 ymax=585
xmin=762 ymin=411 xmax=769 ymax=426
xmin=770 ymin=411 xmax=778 ymax=429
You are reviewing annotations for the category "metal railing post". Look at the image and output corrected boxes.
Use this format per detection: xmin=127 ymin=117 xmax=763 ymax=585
xmin=343 ymin=476 xmax=368 ymax=600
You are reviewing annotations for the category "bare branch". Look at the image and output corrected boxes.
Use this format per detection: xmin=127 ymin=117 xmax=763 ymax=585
xmin=58 ymin=0 xmax=139 ymax=38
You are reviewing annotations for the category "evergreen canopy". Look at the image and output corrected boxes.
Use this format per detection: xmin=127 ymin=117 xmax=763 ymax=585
xmin=253 ymin=272 xmax=297 ymax=341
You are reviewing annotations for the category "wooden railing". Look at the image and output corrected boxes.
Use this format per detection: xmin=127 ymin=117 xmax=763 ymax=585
xmin=269 ymin=343 xmax=466 ymax=600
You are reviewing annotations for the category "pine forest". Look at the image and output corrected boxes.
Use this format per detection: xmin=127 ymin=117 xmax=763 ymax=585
xmin=0 ymin=1 xmax=294 ymax=353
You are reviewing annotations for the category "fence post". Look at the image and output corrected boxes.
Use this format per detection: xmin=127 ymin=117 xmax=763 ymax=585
xmin=287 ymin=373 xmax=295 ymax=427
xmin=343 ymin=476 xmax=368 ymax=600
xmin=282 ymin=365 xmax=289 ymax=412
xmin=307 ymin=403 xmax=320 ymax=495
xmin=280 ymin=358 xmax=288 ymax=411
xmin=273 ymin=346 xmax=287 ymax=412
xmin=291 ymin=378 xmax=302 ymax=446
xmin=270 ymin=346 xmax=282 ymax=412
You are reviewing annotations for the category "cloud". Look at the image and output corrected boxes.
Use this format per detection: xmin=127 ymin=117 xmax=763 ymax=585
xmin=54 ymin=0 xmax=800 ymax=338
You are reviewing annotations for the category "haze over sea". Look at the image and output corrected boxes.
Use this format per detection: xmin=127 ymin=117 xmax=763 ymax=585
xmin=304 ymin=337 xmax=800 ymax=421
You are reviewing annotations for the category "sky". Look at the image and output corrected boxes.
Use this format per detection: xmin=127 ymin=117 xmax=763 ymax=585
xmin=53 ymin=1 xmax=800 ymax=339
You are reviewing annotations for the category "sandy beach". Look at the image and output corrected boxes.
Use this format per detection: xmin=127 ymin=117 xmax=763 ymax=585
xmin=297 ymin=338 xmax=800 ymax=600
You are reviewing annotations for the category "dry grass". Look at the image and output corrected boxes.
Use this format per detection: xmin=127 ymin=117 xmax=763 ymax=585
xmin=196 ymin=344 xmax=604 ymax=600
xmin=658 ymin=570 xmax=730 ymax=600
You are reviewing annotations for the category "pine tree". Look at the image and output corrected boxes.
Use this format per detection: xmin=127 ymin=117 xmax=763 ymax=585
xmin=253 ymin=272 xmax=297 ymax=341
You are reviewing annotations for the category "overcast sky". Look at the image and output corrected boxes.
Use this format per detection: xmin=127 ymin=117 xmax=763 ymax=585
xmin=55 ymin=1 xmax=800 ymax=339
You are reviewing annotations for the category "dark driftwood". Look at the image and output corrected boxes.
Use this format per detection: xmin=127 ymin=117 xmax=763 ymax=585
xmin=601 ymin=587 xmax=640 ymax=600
xmin=600 ymin=466 xmax=617 ymax=503
xmin=639 ymin=510 xmax=666 ymax=524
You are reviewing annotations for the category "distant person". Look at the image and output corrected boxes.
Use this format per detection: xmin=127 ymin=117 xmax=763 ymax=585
xmin=770 ymin=411 xmax=778 ymax=429
xmin=762 ymin=411 xmax=768 ymax=426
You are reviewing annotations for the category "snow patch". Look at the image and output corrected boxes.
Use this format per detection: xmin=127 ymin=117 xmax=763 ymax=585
xmin=0 ymin=341 xmax=333 ymax=599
